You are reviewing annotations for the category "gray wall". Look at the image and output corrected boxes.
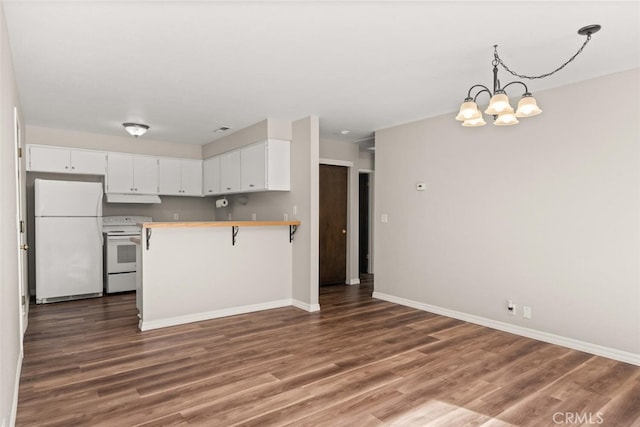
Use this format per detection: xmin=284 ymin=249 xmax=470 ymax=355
xmin=0 ymin=4 xmax=23 ymax=425
xmin=319 ymin=138 xmax=366 ymax=284
xmin=204 ymin=116 xmax=320 ymax=308
xmin=374 ymin=68 xmax=640 ymax=359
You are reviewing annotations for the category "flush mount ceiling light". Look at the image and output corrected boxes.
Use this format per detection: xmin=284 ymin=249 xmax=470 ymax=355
xmin=456 ymin=24 xmax=601 ymax=127
xmin=122 ymin=122 xmax=150 ymax=138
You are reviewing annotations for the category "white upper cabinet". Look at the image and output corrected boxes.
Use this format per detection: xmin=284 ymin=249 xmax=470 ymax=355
xmin=159 ymin=157 xmax=203 ymax=196
xmin=203 ymin=156 xmax=221 ymax=195
xmin=27 ymin=145 xmax=106 ymax=175
xmin=240 ymin=142 xmax=267 ymax=192
xmin=179 ymin=159 xmax=203 ymax=196
xmin=106 ymin=153 xmax=158 ymax=194
xmin=240 ymin=139 xmax=290 ymax=192
xmin=219 ymin=150 xmax=241 ymax=194
xmin=204 ymin=139 xmax=290 ymax=196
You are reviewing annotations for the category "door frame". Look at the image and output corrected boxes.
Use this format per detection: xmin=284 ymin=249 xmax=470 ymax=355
xmin=319 ymin=158 xmax=359 ymax=285
xmin=14 ymin=106 xmax=28 ymax=340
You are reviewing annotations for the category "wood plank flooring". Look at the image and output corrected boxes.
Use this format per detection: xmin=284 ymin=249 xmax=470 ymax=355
xmin=16 ymin=276 xmax=640 ymax=426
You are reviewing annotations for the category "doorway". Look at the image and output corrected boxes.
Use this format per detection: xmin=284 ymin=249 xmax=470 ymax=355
xmin=359 ymin=173 xmax=370 ymax=275
xmin=319 ymin=164 xmax=348 ymax=285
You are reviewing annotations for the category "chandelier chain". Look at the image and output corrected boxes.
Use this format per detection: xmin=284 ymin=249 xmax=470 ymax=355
xmin=493 ymin=34 xmax=592 ymax=80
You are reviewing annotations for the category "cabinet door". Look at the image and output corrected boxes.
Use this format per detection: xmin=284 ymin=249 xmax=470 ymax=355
xmin=219 ymin=150 xmax=241 ymax=194
xmin=180 ymin=159 xmax=203 ymax=196
xmin=158 ymin=157 xmax=182 ymax=195
xmin=28 ymin=146 xmax=71 ymax=173
xmin=133 ymin=156 xmax=159 ymax=194
xmin=71 ymin=150 xmax=106 ymax=175
xmin=203 ymin=156 xmax=221 ymax=196
xmin=240 ymin=142 xmax=267 ymax=192
xmin=106 ymin=153 xmax=135 ymax=193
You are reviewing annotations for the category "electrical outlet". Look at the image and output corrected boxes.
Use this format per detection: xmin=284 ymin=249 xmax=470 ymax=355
xmin=507 ymin=300 xmax=516 ymax=316
xmin=173 ymin=212 xmax=179 ymax=221
xmin=283 ymin=213 xmax=289 ymax=221
xmin=251 ymin=213 xmax=257 ymax=221
xmin=523 ymin=306 xmax=532 ymax=319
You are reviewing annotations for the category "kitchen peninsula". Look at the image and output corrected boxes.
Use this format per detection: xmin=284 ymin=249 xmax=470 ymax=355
xmin=135 ymin=220 xmax=301 ymax=331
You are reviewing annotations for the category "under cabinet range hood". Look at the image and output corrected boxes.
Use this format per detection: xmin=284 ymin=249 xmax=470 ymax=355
xmin=105 ymin=193 xmax=162 ymax=204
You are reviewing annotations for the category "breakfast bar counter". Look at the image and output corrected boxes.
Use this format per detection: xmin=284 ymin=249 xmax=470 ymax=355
xmin=134 ymin=220 xmax=301 ymax=331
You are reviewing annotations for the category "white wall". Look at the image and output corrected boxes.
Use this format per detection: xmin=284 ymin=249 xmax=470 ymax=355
xmin=205 ymin=117 xmax=320 ymax=310
xmin=374 ymin=69 xmax=640 ymax=363
xmin=27 ymin=125 xmax=202 ymax=159
xmin=0 ymin=4 xmax=24 ymax=425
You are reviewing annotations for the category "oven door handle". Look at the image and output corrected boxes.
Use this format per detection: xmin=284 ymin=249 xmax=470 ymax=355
xmin=107 ymin=235 xmax=137 ymax=241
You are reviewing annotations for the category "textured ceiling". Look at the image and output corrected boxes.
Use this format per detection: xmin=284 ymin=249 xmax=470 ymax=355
xmin=3 ymin=1 xmax=639 ymax=148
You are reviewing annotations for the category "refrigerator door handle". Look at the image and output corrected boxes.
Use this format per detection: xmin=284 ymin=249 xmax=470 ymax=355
xmin=97 ymin=217 xmax=103 ymax=246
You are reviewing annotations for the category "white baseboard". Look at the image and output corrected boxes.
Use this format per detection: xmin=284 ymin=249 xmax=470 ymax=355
xmin=372 ymin=291 xmax=640 ymax=366
xmin=10 ymin=352 xmax=23 ymax=427
xmin=293 ymin=299 xmax=321 ymax=312
xmin=140 ymin=299 xmax=293 ymax=331
xmin=347 ymin=278 xmax=360 ymax=285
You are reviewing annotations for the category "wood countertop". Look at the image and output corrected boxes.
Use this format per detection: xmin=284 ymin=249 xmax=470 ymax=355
xmin=139 ymin=220 xmax=301 ymax=229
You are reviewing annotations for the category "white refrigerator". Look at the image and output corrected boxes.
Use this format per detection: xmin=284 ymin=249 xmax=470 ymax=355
xmin=35 ymin=179 xmax=104 ymax=303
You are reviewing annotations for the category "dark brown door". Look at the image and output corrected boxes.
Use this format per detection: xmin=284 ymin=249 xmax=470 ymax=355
xmin=319 ymin=164 xmax=348 ymax=285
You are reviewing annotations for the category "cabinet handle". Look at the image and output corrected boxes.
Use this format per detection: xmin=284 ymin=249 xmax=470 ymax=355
xmin=226 ymin=187 xmax=231 ymax=190
xmin=71 ymin=166 xmax=75 ymax=170
xmin=249 ymin=184 xmax=254 ymax=187
xmin=208 ymin=190 xmax=212 ymax=193
xmin=130 ymin=188 xmax=134 ymax=191
xmin=65 ymin=166 xmax=69 ymax=169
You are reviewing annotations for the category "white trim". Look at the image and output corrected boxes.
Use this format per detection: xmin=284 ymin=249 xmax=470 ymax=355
xmin=140 ymin=299 xmax=293 ymax=331
xmin=347 ymin=278 xmax=360 ymax=285
xmin=293 ymin=299 xmax=321 ymax=312
xmin=10 ymin=353 xmax=23 ymax=427
xmin=372 ymin=292 xmax=640 ymax=366
xmin=319 ymin=158 xmax=353 ymax=167
xmin=359 ymin=168 xmax=374 ymax=173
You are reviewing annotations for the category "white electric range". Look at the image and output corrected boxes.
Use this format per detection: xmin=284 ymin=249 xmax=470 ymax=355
xmin=102 ymin=216 xmax=152 ymax=293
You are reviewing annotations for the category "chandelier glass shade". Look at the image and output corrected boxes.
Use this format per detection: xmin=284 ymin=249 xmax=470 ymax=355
xmin=456 ymin=25 xmax=600 ymax=128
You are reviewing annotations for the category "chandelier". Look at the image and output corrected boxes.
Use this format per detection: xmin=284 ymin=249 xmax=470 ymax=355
xmin=456 ymin=25 xmax=601 ymax=127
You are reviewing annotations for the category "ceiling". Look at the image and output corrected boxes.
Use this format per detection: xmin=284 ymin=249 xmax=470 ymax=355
xmin=3 ymin=1 xmax=639 ymax=149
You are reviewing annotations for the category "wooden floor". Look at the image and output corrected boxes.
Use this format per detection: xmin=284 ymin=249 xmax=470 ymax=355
xmin=17 ymin=276 xmax=640 ymax=426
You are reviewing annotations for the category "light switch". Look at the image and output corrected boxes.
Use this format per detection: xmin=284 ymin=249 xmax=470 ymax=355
xmin=381 ymin=214 xmax=389 ymax=223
